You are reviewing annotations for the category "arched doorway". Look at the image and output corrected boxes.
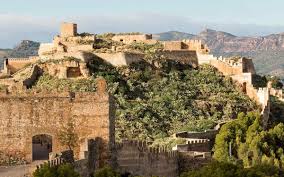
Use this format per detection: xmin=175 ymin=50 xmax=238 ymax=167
xmin=32 ymin=134 xmax=52 ymax=161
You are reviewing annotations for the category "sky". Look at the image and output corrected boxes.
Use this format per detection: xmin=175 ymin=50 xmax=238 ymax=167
xmin=1 ymin=0 xmax=284 ymax=48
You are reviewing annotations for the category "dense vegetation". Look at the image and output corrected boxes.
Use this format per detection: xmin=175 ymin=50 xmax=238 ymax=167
xmin=214 ymin=112 xmax=284 ymax=169
xmin=33 ymin=52 xmax=257 ymax=143
xmin=33 ymin=163 xmax=80 ymax=177
xmin=181 ymin=161 xmax=283 ymax=177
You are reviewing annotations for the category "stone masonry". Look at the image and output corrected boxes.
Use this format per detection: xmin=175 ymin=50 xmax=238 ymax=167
xmin=0 ymin=79 xmax=115 ymax=165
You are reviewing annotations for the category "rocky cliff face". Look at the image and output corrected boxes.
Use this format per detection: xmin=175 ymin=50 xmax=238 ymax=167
xmin=156 ymin=29 xmax=284 ymax=78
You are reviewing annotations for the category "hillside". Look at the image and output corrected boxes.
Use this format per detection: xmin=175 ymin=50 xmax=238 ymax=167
xmin=156 ymin=30 xmax=284 ymax=78
xmin=32 ymin=53 xmax=257 ymax=142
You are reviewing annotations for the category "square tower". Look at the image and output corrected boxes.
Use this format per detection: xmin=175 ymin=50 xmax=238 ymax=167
xmin=61 ymin=23 xmax=77 ymax=37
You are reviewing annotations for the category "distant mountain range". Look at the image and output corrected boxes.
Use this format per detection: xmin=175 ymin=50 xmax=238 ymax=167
xmin=155 ymin=29 xmax=284 ymax=78
xmin=0 ymin=30 xmax=283 ymax=78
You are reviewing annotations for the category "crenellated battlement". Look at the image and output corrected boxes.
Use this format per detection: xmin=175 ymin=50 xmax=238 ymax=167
xmin=187 ymin=139 xmax=210 ymax=144
xmin=117 ymin=139 xmax=178 ymax=158
xmin=116 ymin=139 xmax=178 ymax=177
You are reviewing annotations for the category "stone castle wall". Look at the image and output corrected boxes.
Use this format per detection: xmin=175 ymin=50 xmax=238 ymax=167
xmin=112 ymin=34 xmax=156 ymax=44
xmin=3 ymin=57 xmax=40 ymax=75
xmin=158 ymin=50 xmax=199 ymax=68
xmin=94 ymin=52 xmax=144 ymax=66
xmin=163 ymin=40 xmax=209 ymax=54
xmin=0 ymin=82 xmax=115 ymax=164
xmin=173 ymin=140 xmax=211 ymax=153
xmin=210 ymin=59 xmax=243 ymax=76
xmin=116 ymin=140 xmax=178 ymax=177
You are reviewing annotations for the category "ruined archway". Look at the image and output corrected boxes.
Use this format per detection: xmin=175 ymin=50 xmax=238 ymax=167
xmin=32 ymin=134 xmax=52 ymax=161
xmin=67 ymin=67 xmax=82 ymax=78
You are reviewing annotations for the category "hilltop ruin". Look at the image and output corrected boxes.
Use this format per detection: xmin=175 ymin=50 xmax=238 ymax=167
xmin=0 ymin=22 xmax=283 ymax=177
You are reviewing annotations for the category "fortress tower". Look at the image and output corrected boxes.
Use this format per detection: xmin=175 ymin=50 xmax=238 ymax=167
xmin=60 ymin=22 xmax=78 ymax=37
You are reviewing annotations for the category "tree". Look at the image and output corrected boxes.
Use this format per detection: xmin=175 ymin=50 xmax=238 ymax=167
xmin=180 ymin=161 xmax=281 ymax=177
xmin=58 ymin=119 xmax=79 ymax=150
xmin=213 ymin=111 xmax=284 ymax=170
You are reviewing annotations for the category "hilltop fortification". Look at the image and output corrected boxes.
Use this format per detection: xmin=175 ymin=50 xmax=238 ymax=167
xmin=0 ymin=22 xmax=283 ymax=177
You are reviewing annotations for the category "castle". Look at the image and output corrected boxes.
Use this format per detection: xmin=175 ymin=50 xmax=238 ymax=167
xmin=0 ymin=22 xmax=283 ymax=177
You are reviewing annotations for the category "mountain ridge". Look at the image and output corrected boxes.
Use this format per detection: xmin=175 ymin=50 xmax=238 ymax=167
xmin=156 ymin=29 xmax=284 ymax=78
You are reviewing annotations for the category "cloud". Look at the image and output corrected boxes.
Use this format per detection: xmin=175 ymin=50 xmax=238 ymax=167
xmin=1 ymin=13 xmax=284 ymax=48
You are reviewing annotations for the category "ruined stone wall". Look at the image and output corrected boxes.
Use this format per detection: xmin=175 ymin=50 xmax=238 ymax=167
xmin=116 ymin=140 xmax=178 ymax=177
xmin=112 ymin=34 xmax=155 ymax=44
xmin=173 ymin=140 xmax=211 ymax=153
xmin=61 ymin=23 xmax=77 ymax=37
xmin=183 ymin=40 xmax=210 ymax=54
xmin=94 ymin=52 xmax=144 ymax=66
xmin=0 ymin=87 xmax=115 ymax=164
xmin=196 ymin=53 xmax=216 ymax=64
xmin=210 ymin=59 xmax=243 ymax=76
xmin=5 ymin=57 xmax=39 ymax=75
xmin=38 ymin=60 xmax=90 ymax=79
xmin=242 ymin=58 xmax=256 ymax=74
xmin=231 ymin=73 xmax=253 ymax=85
xmin=174 ymin=130 xmax=218 ymax=140
xmin=163 ymin=41 xmax=183 ymax=50
xmin=163 ymin=40 xmax=210 ymax=54
xmin=158 ymin=50 xmax=199 ymax=68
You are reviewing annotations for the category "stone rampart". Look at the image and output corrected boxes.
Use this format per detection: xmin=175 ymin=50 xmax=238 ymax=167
xmin=4 ymin=57 xmax=40 ymax=75
xmin=116 ymin=140 xmax=178 ymax=177
xmin=158 ymin=50 xmax=199 ymax=67
xmin=163 ymin=40 xmax=209 ymax=54
xmin=112 ymin=34 xmax=155 ymax=44
xmin=173 ymin=140 xmax=211 ymax=153
xmin=94 ymin=52 xmax=144 ymax=66
xmin=0 ymin=80 xmax=115 ymax=165
xmin=174 ymin=130 xmax=218 ymax=140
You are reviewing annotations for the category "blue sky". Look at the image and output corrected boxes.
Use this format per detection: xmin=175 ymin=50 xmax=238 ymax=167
xmin=1 ymin=0 xmax=284 ymax=48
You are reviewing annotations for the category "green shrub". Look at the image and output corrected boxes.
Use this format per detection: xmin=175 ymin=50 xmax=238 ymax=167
xmin=93 ymin=166 xmax=121 ymax=177
xmin=33 ymin=163 xmax=80 ymax=177
xmin=33 ymin=56 xmax=257 ymax=146
xmin=181 ymin=161 xmax=282 ymax=177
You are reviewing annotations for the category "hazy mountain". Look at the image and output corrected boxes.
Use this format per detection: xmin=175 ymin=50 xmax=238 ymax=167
xmin=0 ymin=40 xmax=40 ymax=69
xmin=155 ymin=31 xmax=195 ymax=41
xmin=9 ymin=40 xmax=40 ymax=58
xmin=156 ymin=29 xmax=284 ymax=78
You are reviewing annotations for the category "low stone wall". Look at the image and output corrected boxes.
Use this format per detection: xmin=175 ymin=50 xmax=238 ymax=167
xmin=210 ymin=59 xmax=243 ymax=76
xmin=6 ymin=57 xmax=39 ymax=75
xmin=116 ymin=140 xmax=178 ymax=177
xmin=174 ymin=130 xmax=218 ymax=140
xmin=94 ymin=52 xmax=144 ymax=66
xmin=231 ymin=73 xmax=253 ymax=85
xmin=173 ymin=140 xmax=211 ymax=153
xmin=112 ymin=34 xmax=154 ymax=44
xmin=158 ymin=50 xmax=198 ymax=68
